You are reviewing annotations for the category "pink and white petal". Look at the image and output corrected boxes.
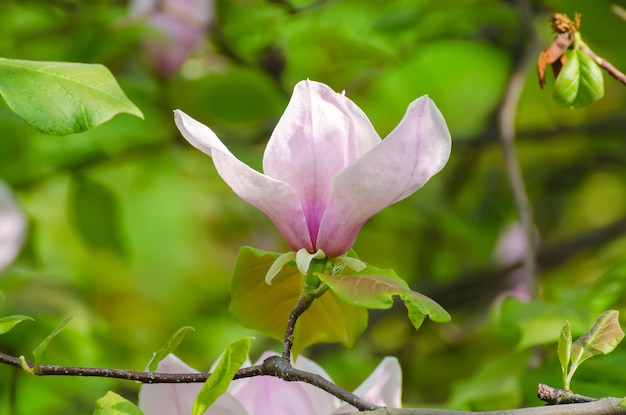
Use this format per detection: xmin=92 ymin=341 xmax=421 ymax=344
xmin=175 ymin=110 xmax=313 ymax=252
xmin=228 ymin=352 xmax=338 ymax=415
xmin=262 ymin=80 xmax=363 ymax=246
xmin=231 ymin=375 xmax=337 ymax=415
xmin=139 ymin=354 xmax=248 ymax=415
xmin=333 ymin=357 xmax=402 ymax=414
xmin=316 ymin=96 xmax=451 ymax=256
xmin=337 ymin=93 xmax=382 ymax=156
xmin=0 ymin=182 xmax=26 ymax=273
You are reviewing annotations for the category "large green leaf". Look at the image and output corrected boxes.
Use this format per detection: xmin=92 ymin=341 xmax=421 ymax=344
xmin=0 ymin=57 xmax=143 ymax=135
xmin=0 ymin=315 xmax=34 ymax=335
xmin=229 ymin=247 xmax=367 ymax=356
xmin=192 ymin=337 xmax=251 ymax=415
xmin=93 ymin=391 xmax=143 ymax=415
xmin=553 ymin=49 xmax=604 ymax=109
xmin=316 ymin=266 xmax=450 ymax=330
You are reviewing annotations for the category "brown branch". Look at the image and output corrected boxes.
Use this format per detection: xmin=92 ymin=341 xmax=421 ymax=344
xmin=537 ymin=384 xmax=596 ymax=404
xmin=282 ymin=292 xmax=315 ymax=360
xmin=497 ymin=0 xmax=542 ymax=294
xmin=431 ymin=215 xmax=626 ymax=310
xmin=348 ymin=399 xmax=626 ymax=415
xmin=0 ymin=351 xmax=377 ymax=411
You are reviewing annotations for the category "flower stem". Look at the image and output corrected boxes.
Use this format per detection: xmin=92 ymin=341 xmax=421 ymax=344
xmin=281 ymin=291 xmax=315 ymax=360
xmin=281 ymin=284 xmax=329 ymax=359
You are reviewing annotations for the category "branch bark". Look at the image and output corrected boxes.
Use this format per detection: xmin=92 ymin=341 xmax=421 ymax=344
xmin=348 ymin=399 xmax=626 ymax=415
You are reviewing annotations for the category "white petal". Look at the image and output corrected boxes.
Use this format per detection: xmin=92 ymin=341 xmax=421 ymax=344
xmin=332 ymin=256 xmax=366 ymax=273
xmin=334 ymin=357 xmax=402 ymax=413
xmin=174 ymin=110 xmax=313 ymax=252
xmin=265 ymin=251 xmax=296 ymax=285
xmin=139 ymin=354 xmax=248 ymax=415
xmin=229 ymin=352 xmax=337 ymax=415
xmin=316 ymin=96 xmax=451 ymax=256
xmin=295 ymin=248 xmax=326 ymax=276
xmin=262 ymin=81 xmax=380 ymax=249
xmin=0 ymin=182 xmax=26 ymax=273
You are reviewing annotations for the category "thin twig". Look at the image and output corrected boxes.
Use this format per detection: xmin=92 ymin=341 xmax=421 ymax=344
xmin=580 ymin=43 xmax=626 ymax=85
xmin=497 ymin=0 xmax=541 ymax=295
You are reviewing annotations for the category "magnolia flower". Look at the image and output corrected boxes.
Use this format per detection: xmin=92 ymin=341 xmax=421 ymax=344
xmin=138 ymin=352 xmax=402 ymax=414
xmin=0 ymin=182 xmax=26 ymax=274
xmin=175 ymin=80 xmax=450 ymax=266
xmin=129 ymin=0 xmax=213 ymax=76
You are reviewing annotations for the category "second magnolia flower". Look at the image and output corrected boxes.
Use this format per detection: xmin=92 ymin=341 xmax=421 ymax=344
xmin=175 ymin=80 xmax=451 ymax=257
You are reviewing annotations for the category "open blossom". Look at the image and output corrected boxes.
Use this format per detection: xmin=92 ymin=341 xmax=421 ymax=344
xmin=0 ymin=182 xmax=26 ymax=274
xmin=138 ymin=352 xmax=402 ymax=414
xmin=129 ymin=0 xmax=213 ymax=76
xmin=174 ymin=80 xmax=451 ymax=258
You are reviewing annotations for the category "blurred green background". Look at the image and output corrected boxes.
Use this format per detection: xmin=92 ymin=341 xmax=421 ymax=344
xmin=1 ymin=0 xmax=626 ymax=413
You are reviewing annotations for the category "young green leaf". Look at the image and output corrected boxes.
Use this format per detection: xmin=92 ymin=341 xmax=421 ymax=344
xmin=316 ymin=266 xmax=450 ymax=330
xmin=229 ymin=246 xmax=367 ymax=356
xmin=0 ymin=315 xmax=33 ymax=335
xmin=565 ymin=310 xmax=624 ymax=388
xmin=192 ymin=337 xmax=251 ymax=415
xmin=0 ymin=57 xmax=143 ymax=135
xmin=148 ymin=326 xmax=195 ymax=372
xmin=93 ymin=391 xmax=144 ymax=415
xmin=557 ymin=321 xmax=572 ymax=389
xmin=570 ymin=310 xmax=624 ymax=368
xmin=553 ymin=49 xmax=604 ymax=109
xmin=32 ymin=312 xmax=77 ymax=367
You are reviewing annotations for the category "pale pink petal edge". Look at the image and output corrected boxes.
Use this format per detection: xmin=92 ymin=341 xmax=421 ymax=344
xmin=174 ymin=110 xmax=313 ymax=252
xmin=333 ymin=357 xmax=402 ymax=413
xmin=316 ymin=96 xmax=451 ymax=256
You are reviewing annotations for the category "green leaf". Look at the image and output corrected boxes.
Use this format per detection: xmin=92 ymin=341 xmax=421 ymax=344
xmin=229 ymin=247 xmax=367 ymax=356
xmin=148 ymin=326 xmax=195 ymax=372
xmin=316 ymin=266 xmax=450 ymax=330
xmin=553 ymin=49 xmax=604 ymax=109
xmin=192 ymin=337 xmax=251 ymax=415
xmin=618 ymin=397 xmax=626 ymax=409
xmin=558 ymin=321 xmax=572 ymax=388
xmin=0 ymin=58 xmax=143 ymax=135
xmin=93 ymin=391 xmax=143 ymax=415
xmin=570 ymin=310 xmax=624 ymax=369
xmin=70 ymin=176 xmax=126 ymax=256
xmin=0 ymin=315 xmax=34 ymax=335
xmin=32 ymin=312 xmax=77 ymax=367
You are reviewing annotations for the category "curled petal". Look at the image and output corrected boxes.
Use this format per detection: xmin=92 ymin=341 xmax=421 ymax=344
xmin=316 ymin=96 xmax=451 ymax=256
xmin=295 ymin=248 xmax=325 ymax=276
xmin=265 ymin=251 xmax=296 ymax=285
xmin=262 ymin=81 xmax=380 ymax=247
xmin=174 ymin=110 xmax=313 ymax=252
xmin=332 ymin=256 xmax=367 ymax=273
xmin=0 ymin=182 xmax=26 ymax=273
xmin=334 ymin=357 xmax=402 ymax=413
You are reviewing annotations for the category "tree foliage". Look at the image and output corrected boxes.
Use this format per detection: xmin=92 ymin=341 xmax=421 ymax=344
xmin=0 ymin=0 xmax=625 ymax=413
